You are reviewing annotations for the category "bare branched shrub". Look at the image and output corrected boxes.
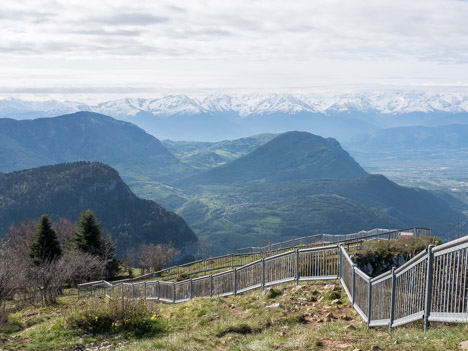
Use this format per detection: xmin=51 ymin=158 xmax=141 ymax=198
xmin=137 ymin=243 xmax=180 ymax=273
xmin=197 ymin=239 xmax=214 ymax=260
xmin=60 ymin=250 xmax=104 ymax=287
xmin=54 ymin=218 xmax=77 ymax=247
xmin=20 ymin=251 xmax=104 ymax=306
xmin=5 ymin=219 xmax=37 ymax=261
xmin=0 ymin=243 xmax=17 ymax=323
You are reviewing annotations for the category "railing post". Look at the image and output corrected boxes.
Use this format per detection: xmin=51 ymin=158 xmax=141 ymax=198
xmin=172 ymin=282 xmax=176 ymax=304
xmin=339 ymin=245 xmax=343 ymax=280
xmin=233 ymin=269 xmax=237 ymax=296
xmin=121 ymin=284 xmax=125 ymax=315
xmin=144 ymin=282 xmax=147 ymax=299
xmin=424 ymin=245 xmax=434 ymax=332
xmin=389 ymin=267 xmax=396 ymax=332
xmin=210 ymin=274 xmax=213 ymax=297
xmin=367 ymin=279 xmax=373 ymax=327
xmin=132 ymin=284 xmax=135 ymax=299
xmin=231 ymin=254 xmax=234 ymax=268
xmin=190 ymin=278 xmax=193 ymax=300
xmin=351 ymin=264 xmax=356 ymax=306
xmin=157 ymin=280 xmax=160 ymax=301
xmin=262 ymin=258 xmax=266 ymax=290
xmin=295 ymin=248 xmax=300 ymax=286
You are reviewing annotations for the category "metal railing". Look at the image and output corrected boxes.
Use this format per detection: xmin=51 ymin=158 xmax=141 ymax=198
xmin=236 ymin=227 xmax=430 ymax=254
xmin=107 ymin=227 xmax=429 ymax=287
xmin=77 ymin=227 xmax=468 ymax=330
xmin=340 ymin=235 xmax=468 ymax=330
xmin=79 ymin=244 xmax=340 ymax=301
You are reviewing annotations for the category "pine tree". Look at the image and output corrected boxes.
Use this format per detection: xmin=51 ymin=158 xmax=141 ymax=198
xmin=29 ymin=215 xmax=62 ymax=265
xmin=71 ymin=209 xmax=103 ymax=256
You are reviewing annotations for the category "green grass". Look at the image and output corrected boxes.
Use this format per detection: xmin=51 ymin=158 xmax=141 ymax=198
xmin=2 ymin=282 xmax=468 ymax=351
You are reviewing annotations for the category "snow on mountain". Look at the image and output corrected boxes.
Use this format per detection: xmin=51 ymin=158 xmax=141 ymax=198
xmin=1 ymin=92 xmax=468 ymax=119
xmin=0 ymin=97 xmax=91 ymax=117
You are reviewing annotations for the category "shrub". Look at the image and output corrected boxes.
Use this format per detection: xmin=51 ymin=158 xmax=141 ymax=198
xmin=216 ymin=323 xmax=259 ymax=337
xmin=176 ymin=272 xmax=190 ymax=282
xmin=66 ymin=298 xmax=165 ymax=337
xmin=266 ymin=287 xmax=282 ymax=299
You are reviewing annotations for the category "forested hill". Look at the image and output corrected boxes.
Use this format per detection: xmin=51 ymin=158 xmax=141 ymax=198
xmin=0 ymin=112 xmax=192 ymax=182
xmin=181 ymin=131 xmax=368 ymax=186
xmin=0 ymin=162 xmax=197 ymax=254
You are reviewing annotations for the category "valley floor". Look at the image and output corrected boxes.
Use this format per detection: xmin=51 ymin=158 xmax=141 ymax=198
xmin=1 ymin=282 xmax=468 ymax=351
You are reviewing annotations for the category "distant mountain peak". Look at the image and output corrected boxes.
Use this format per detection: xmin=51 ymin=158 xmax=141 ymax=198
xmin=2 ymin=91 xmax=468 ymax=119
xmin=182 ymin=131 xmax=368 ymax=186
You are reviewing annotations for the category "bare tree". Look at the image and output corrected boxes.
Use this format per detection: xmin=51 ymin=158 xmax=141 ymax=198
xmin=124 ymin=248 xmax=138 ymax=277
xmin=53 ymin=218 xmax=77 ymax=246
xmin=137 ymin=243 xmax=180 ymax=273
xmin=5 ymin=219 xmax=37 ymax=260
xmin=0 ymin=242 xmax=17 ymax=323
xmin=197 ymin=239 xmax=214 ymax=260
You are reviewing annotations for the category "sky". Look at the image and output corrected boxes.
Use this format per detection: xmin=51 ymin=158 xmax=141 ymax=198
xmin=1 ymin=0 xmax=468 ymax=102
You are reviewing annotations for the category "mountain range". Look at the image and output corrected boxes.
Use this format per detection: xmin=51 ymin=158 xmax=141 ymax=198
xmin=2 ymin=93 xmax=468 ymax=141
xmin=3 ymin=92 xmax=468 ymax=118
xmin=0 ymin=111 xmax=465 ymax=254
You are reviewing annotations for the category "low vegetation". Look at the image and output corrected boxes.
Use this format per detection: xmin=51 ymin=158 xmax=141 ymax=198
xmin=352 ymin=236 xmax=442 ymax=277
xmin=1 ymin=282 xmax=467 ymax=350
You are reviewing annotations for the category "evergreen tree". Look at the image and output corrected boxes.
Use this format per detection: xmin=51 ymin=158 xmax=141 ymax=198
xmin=71 ymin=210 xmax=119 ymax=278
xmin=29 ymin=215 xmax=62 ymax=264
xmin=71 ymin=209 xmax=103 ymax=256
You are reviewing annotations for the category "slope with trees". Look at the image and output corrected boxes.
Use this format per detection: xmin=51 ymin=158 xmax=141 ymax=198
xmin=0 ymin=162 xmax=197 ymax=255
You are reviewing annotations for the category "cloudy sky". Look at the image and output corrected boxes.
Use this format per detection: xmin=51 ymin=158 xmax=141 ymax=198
xmin=1 ymin=0 xmax=468 ymax=101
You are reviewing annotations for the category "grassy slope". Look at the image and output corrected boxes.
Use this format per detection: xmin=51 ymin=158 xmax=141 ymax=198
xmin=2 ymin=282 xmax=467 ymax=351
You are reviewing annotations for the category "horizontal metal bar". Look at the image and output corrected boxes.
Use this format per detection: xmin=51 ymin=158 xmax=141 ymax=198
xmin=394 ymin=249 xmax=428 ymax=275
xmin=434 ymin=243 xmax=468 ymax=258
xmin=429 ymin=313 xmax=468 ymax=323
xmin=433 ymin=235 xmax=468 ymax=253
xmin=299 ymin=275 xmax=339 ymax=281
xmin=179 ymin=259 xmax=203 ymax=267
xmin=354 ymin=266 xmax=370 ymax=281
xmin=369 ymin=319 xmax=390 ymax=327
xmin=340 ymin=278 xmax=353 ymax=301
xmin=174 ymin=281 xmax=190 ymax=286
xmin=265 ymin=277 xmax=295 ymax=287
xmin=192 ymin=276 xmax=211 ymax=282
xmin=299 ymin=244 xmax=338 ymax=253
xmin=340 ymin=246 xmax=353 ymax=265
xmin=237 ymin=284 xmax=262 ymax=294
xmin=371 ymin=270 xmax=392 ymax=283
xmin=264 ymin=250 xmax=296 ymax=261
xmin=174 ymin=298 xmax=191 ymax=303
xmin=212 ymin=269 xmax=234 ymax=278
xmin=236 ymin=258 xmax=262 ymax=270
xmin=158 ymin=281 xmax=173 ymax=287
xmin=392 ymin=312 xmax=424 ymax=328
xmin=159 ymin=297 xmax=173 ymax=303
xmin=354 ymin=303 xmax=368 ymax=323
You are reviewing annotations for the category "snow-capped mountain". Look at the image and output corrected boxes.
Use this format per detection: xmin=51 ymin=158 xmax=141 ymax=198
xmin=2 ymin=92 xmax=468 ymax=119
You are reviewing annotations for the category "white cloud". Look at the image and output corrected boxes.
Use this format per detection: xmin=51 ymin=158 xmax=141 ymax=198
xmin=0 ymin=0 xmax=467 ymax=98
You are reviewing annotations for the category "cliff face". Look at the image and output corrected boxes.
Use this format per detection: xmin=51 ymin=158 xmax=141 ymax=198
xmin=0 ymin=162 xmax=197 ymax=255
